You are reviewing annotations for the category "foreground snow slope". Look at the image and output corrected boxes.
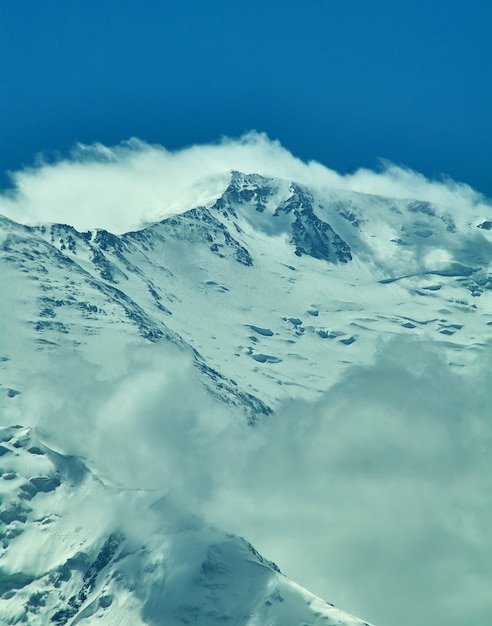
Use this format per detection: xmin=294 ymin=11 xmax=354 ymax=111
xmin=0 ymin=426 xmax=372 ymax=626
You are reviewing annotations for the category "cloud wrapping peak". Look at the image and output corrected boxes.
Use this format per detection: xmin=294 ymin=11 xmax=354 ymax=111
xmin=1 ymin=132 xmax=491 ymax=626
xmin=1 ymin=132 xmax=490 ymax=233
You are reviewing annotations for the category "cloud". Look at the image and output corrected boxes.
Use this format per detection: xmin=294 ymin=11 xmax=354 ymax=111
xmin=1 ymin=133 xmax=490 ymax=233
xmin=206 ymin=339 xmax=492 ymax=626
xmin=4 ymin=337 xmax=491 ymax=626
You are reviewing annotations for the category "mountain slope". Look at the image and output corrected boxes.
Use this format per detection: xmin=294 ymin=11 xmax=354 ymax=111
xmin=0 ymin=426 xmax=372 ymax=626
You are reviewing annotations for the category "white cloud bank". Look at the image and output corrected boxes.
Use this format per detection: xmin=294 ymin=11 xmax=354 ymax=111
xmin=1 ymin=132 xmax=490 ymax=233
xmin=5 ymin=338 xmax=492 ymax=626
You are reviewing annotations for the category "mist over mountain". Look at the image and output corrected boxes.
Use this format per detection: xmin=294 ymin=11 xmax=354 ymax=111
xmin=1 ymin=141 xmax=491 ymax=626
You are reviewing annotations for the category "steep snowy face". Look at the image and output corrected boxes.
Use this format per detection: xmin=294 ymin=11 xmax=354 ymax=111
xmin=1 ymin=170 xmax=491 ymax=416
xmin=0 ymin=426 xmax=372 ymax=626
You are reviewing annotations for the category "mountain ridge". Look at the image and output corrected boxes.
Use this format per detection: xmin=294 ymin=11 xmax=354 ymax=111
xmin=2 ymin=169 xmax=491 ymax=413
xmin=0 ymin=425 xmax=374 ymax=626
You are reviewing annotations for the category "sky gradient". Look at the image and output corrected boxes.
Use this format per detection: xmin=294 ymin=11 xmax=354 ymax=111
xmin=1 ymin=0 xmax=491 ymax=197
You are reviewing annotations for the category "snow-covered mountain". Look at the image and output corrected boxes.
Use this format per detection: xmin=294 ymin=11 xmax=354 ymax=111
xmin=0 ymin=425 xmax=371 ymax=626
xmin=2 ymin=171 xmax=491 ymax=415
xmin=1 ymin=169 xmax=491 ymax=625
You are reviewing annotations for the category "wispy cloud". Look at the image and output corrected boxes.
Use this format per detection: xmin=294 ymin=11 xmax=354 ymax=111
xmin=1 ymin=133 xmax=490 ymax=233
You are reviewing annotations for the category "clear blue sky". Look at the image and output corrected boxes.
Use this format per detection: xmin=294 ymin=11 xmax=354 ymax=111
xmin=1 ymin=0 xmax=491 ymax=197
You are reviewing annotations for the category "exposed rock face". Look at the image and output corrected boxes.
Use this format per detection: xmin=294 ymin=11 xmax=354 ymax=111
xmin=275 ymin=184 xmax=352 ymax=263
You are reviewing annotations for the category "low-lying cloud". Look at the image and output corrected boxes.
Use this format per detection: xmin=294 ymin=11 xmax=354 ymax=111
xmin=4 ymin=338 xmax=491 ymax=626
xmin=1 ymin=132 xmax=490 ymax=233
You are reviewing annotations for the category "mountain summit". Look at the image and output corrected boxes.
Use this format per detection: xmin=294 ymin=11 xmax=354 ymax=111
xmin=2 ymin=170 xmax=490 ymax=413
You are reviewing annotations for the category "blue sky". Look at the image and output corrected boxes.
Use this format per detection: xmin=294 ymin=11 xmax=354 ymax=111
xmin=1 ymin=0 xmax=491 ymax=197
